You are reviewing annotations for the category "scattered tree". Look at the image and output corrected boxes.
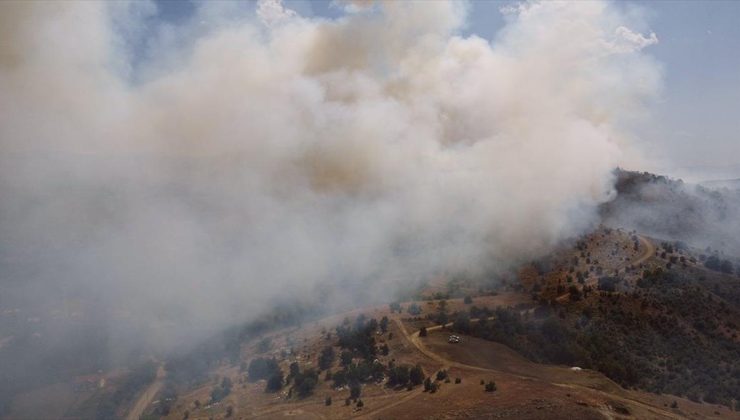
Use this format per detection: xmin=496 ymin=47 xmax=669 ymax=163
xmin=409 ymin=364 xmax=424 ymax=385
xmin=265 ymin=371 xmax=284 ymax=393
xmin=350 ymin=383 xmax=361 ymax=400
xmin=340 ymin=351 xmax=353 ymax=367
xmin=380 ymin=316 xmax=389 ymax=333
xmin=485 ymin=381 xmax=497 ymax=392
xmin=248 ymin=357 xmax=280 ymax=382
xmin=387 ymin=365 xmax=410 ymax=387
xmin=289 ymin=362 xmax=300 ymax=378
xmin=424 ymin=377 xmax=432 ymax=392
xmin=293 ymin=368 xmax=319 ymax=398
xmin=407 ymin=303 xmax=422 ymax=315
xmin=318 ymin=346 xmax=335 ymax=370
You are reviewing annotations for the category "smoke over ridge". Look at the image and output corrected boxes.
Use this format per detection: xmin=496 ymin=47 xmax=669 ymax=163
xmin=0 ymin=0 xmax=660 ymax=352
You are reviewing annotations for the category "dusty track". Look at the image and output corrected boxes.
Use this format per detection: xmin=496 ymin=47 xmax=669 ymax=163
xmin=358 ymin=319 xmax=496 ymax=419
xmin=126 ymin=364 xmax=165 ymax=420
xmin=257 ymin=292 xmax=691 ymax=419
xmin=633 ymin=234 xmax=656 ymax=266
xmin=391 ymin=309 xmax=685 ymax=419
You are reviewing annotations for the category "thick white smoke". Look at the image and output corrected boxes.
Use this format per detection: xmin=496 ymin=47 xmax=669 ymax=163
xmin=0 ymin=0 xmax=660 ymax=351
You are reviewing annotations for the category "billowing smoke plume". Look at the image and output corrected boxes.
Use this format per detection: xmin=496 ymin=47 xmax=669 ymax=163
xmin=0 ymin=1 xmax=660 ymax=353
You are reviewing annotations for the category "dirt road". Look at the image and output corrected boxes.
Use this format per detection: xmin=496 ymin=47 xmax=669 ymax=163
xmin=633 ymin=234 xmax=655 ymax=266
xmin=393 ymin=310 xmax=683 ymax=419
xmin=126 ymin=364 xmax=165 ymax=420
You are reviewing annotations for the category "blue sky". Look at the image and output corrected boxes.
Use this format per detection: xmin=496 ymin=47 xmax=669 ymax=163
xmin=152 ymin=0 xmax=740 ymax=180
xmin=637 ymin=1 xmax=740 ymax=178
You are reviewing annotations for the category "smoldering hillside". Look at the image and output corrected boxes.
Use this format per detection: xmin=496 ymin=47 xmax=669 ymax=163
xmin=602 ymin=170 xmax=740 ymax=256
xmin=0 ymin=0 xmax=661 ymax=391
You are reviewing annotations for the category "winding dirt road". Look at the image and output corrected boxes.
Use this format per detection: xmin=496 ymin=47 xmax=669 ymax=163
xmin=126 ymin=364 xmax=165 ymax=420
xmin=633 ymin=234 xmax=656 ymax=266
xmin=384 ymin=296 xmax=684 ymax=419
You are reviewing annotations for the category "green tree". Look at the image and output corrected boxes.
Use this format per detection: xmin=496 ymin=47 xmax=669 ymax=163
xmin=289 ymin=362 xmax=300 ymax=378
xmin=293 ymin=368 xmax=319 ymax=398
xmin=380 ymin=343 xmax=389 ymax=356
xmin=409 ymin=364 xmax=424 ymax=385
xmin=350 ymin=383 xmax=361 ymax=399
xmin=485 ymin=381 xmax=497 ymax=392
xmin=265 ymin=372 xmax=284 ymax=393
xmin=407 ymin=303 xmax=422 ymax=315
xmin=380 ymin=316 xmax=389 ymax=333
xmin=340 ymin=351 xmax=353 ymax=367
xmin=318 ymin=346 xmax=335 ymax=370
xmin=388 ymin=365 xmax=410 ymax=387
xmin=248 ymin=357 xmax=280 ymax=381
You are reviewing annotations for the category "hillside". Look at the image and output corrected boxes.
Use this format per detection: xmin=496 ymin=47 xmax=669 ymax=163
xmin=127 ymin=227 xmax=740 ymax=419
xmin=601 ymin=170 xmax=740 ymax=256
xmin=4 ymin=172 xmax=740 ymax=419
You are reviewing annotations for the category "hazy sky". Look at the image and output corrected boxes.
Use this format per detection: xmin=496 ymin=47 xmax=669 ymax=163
xmin=470 ymin=1 xmax=740 ymax=180
xmin=151 ymin=1 xmax=739 ymax=180
xmin=148 ymin=0 xmax=735 ymax=180
xmin=637 ymin=1 xmax=740 ymax=179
